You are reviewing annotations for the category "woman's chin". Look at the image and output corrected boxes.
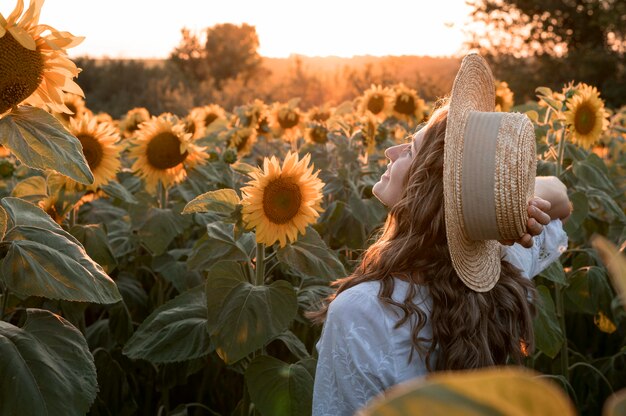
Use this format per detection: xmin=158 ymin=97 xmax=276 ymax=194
xmin=372 ymin=183 xmax=389 ymax=207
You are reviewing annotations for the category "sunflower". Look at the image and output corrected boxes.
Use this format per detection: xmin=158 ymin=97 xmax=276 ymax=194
xmin=190 ymin=104 xmax=227 ymax=131
xmin=304 ymin=122 xmax=329 ymax=145
xmin=358 ymin=84 xmax=393 ymax=119
xmin=119 ymin=107 xmax=150 ymax=138
xmin=52 ymin=92 xmax=89 ymax=126
xmin=227 ymin=126 xmax=257 ymax=156
xmin=495 ymin=81 xmax=514 ymax=112
xmin=564 ymin=83 xmax=610 ymax=149
xmin=241 ymin=151 xmax=324 ymax=247
xmin=391 ymin=83 xmax=425 ymax=123
xmin=270 ymin=102 xmax=303 ymax=140
xmin=129 ymin=113 xmax=208 ymax=192
xmin=0 ymin=0 xmax=84 ymax=115
xmin=183 ymin=114 xmax=205 ymax=140
xmin=307 ymin=104 xmax=333 ymax=122
xmin=66 ymin=114 xmax=122 ymax=189
xmin=359 ymin=113 xmax=379 ymax=154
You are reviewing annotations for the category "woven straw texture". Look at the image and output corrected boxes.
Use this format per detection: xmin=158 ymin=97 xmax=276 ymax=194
xmin=443 ymin=53 xmax=536 ymax=292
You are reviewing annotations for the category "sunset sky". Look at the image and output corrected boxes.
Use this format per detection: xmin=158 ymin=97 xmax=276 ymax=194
xmin=1 ymin=0 xmax=474 ymax=58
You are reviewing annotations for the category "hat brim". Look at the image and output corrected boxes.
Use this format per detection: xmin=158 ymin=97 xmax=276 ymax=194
xmin=443 ymin=54 xmax=500 ymax=292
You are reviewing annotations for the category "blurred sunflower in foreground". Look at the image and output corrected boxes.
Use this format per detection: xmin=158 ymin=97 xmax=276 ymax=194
xmin=0 ymin=0 xmax=84 ymax=115
xmin=129 ymin=113 xmax=208 ymax=192
xmin=65 ymin=115 xmax=122 ymax=190
xmin=241 ymin=151 xmax=324 ymax=247
xmin=564 ymin=83 xmax=610 ymax=149
xmin=495 ymin=81 xmax=514 ymax=112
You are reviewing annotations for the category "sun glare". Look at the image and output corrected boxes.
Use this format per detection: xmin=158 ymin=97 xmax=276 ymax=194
xmin=2 ymin=0 xmax=472 ymax=58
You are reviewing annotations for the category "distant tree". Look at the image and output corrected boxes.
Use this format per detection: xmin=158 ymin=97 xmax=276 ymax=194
xmin=169 ymin=23 xmax=263 ymax=90
xmin=169 ymin=28 xmax=209 ymax=84
xmin=466 ymin=0 xmax=626 ymax=107
xmin=204 ymin=23 xmax=263 ymax=87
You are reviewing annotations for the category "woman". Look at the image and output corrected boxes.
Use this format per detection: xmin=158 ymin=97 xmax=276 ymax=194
xmin=309 ymin=54 xmax=571 ymax=416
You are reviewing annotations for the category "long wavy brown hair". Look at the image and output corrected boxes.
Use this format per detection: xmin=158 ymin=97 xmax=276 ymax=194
xmin=308 ymin=103 xmax=537 ymax=371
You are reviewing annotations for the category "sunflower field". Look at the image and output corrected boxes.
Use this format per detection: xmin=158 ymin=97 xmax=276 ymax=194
xmin=1 ymin=1 xmax=626 ymax=416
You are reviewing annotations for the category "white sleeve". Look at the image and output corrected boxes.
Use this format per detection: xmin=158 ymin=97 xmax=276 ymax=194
xmin=502 ymin=219 xmax=569 ymax=279
xmin=312 ymin=289 xmax=396 ymax=416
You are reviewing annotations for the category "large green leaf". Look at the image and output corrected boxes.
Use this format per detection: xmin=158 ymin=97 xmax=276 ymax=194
xmin=277 ymin=227 xmax=346 ymax=281
xmin=1 ymin=196 xmax=68 ymax=232
xmin=123 ymin=285 xmax=213 ymax=363
xmin=1 ymin=225 xmax=121 ymax=304
xmin=187 ymin=223 xmax=255 ymax=271
xmin=572 ymin=160 xmax=616 ymax=193
xmin=182 ymin=188 xmax=240 ymax=215
xmin=70 ymin=224 xmax=117 ymax=273
xmin=0 ymin=308 xmax=97 ymax=416
xmin=245 ymin=356 xmax=316 ymax=416
xmin=206 ymin=271 xmax=298 ymax=364
xmin=100 ymin=181 xmax=139 ymax=204
xmin=563 ymin=191 xmax=588 ymax=235
xmin=538 ymin=261 xmax=567 ymax=285
xmin=0 ymin=106 xmax=93 ymax=184
xmin=533 ymin=285 xmax=564 ymax=359
xmin=137 ymin=207 xmax=185 ymax=256
xmin=90 ymin=349 xmax=138 ymax=416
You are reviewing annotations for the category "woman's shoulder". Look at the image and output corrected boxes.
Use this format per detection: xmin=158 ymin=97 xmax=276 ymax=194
xmin=329 ymin=281 xmax=383 ymax=314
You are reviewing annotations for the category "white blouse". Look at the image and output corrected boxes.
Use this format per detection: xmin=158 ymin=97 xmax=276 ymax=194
xmin=312 ymin=219 xmax=568 ymax=416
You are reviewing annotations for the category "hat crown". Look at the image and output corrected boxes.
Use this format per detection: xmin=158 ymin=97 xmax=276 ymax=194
xmin=461 ymin=111 xmax=536 ymax=242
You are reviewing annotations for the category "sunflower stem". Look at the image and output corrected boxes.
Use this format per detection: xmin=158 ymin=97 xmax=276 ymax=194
xmin=69 ymin=206 xmax=77 ymax=228
xmin=0 ymin=287 xmax=9 ymax=320
xmin=255 ymin=243 xmax=265 ymax=286
xmin=555 ymin=128 xmax=567 ymax=177
xmin=158 ymin=180 xmax=168 ymax=209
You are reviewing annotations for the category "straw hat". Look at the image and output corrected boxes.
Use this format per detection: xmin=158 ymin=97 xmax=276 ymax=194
xmin=443 ymin=53 xmax=537 ymax=292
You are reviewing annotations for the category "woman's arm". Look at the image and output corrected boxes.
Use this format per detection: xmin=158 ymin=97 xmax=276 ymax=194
xmin=534 ymin=176 xmax=572 ymax=222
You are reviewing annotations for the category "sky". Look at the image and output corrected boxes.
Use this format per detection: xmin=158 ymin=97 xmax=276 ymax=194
xmin=1 ymin=0 xmax=475 ymax=59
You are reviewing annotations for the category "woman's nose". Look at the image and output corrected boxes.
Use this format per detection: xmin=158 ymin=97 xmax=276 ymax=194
xmin=385 ymin=144 xmax=406 ymax=161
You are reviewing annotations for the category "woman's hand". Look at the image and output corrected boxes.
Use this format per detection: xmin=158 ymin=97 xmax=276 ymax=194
xmin=500 ymin=197 xmax=552 ymax=248
xmin=534 ymin=176 xmax=572 ymax=222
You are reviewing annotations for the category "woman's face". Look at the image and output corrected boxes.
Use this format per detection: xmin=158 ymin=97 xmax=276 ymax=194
xmin=372 ymin=127 xmax=426 ymax=207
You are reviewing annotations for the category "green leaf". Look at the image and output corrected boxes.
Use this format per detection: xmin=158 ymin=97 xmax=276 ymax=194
xmin=123 ymin=285 xmax=213 ymax=363
xmin=272 ymin=330 xmax=311 ymax=360
xmin=90 ymin=349 xmax=138 ymax=416
xmin=586 ymin=189 xmax=626 ymax=223
xmin=538 ymin=261 xmax=567 ymax=285
xmin=1 ymin=225 xmax=122 ymax=304
xmin=100 ymin=181 xmax=139 ymax=204
xmin=0 ymin=308 xmax=97 ymax=416
xmin=0 ymin=106 xmax=93 ymax=184
xmin=206 ymin=276 xmax=298 ymax=364
xmin=152 ymin=252 xmax=203 ymax=293
xmin=587 ymin=266 xmax=616 ymax=315
xmin=564 ymin=270 xmax=594 ymax=315
xmin=277 ymin=227 xmax=346 ymax=280
xmin=70 ymin=224 xmax=117 ymax=273
xmin=563 ymin=191 xmax=588 ymax=235
xmin=187 ymin=223 xmax=255 ymax=271
xmin=592 ymin=236 xmax=626 ymax=311
xmin=572 ymin=160 xmax=616 ymax=193
xmin=10 ymin=175 xmax=47 ymax=200
xmin=182 ymin=188 xmax=241 ymax=215
xmin=533 ymin=285 xmax=564 ymax=358
xmin=1 ymin=196 xmax=67 ymax=232
xmin=137 ymin=207 xmax=185 ymax=255
xmin=246 ymin=356 xmax=316 ymax=416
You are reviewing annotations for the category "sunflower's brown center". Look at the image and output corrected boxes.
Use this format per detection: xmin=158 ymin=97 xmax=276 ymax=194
xmin=495 ymin=94 xmax=504 ymax=109
xmin=309 ymin=125 xmax=328 ymax=144
xmin=394 ymin=94 xmax=416 ymax=115
xmin=234 ymin=132 xmax=251 ymax=152
xmin=146 ymin=132 xmax=188 ymax=169
xmin=278 ymin=110 xmax=300 ymax=129
xmin=77 ymin=133 xmax=104 ymax=170
xmin=311 ymin=111 xmax=331 ymax=122
xmin=574 ymin=102 xmax=596 ymax=135
xmin=262 ymin=176 xmax=302 ymax=224
xmin=184 ymin=118 xmax=196 ymax=135
xmin=205 ymin=113 xmax=218 ymax=126
xmin=367 ymin=94 xmax=386 ymax=114
xmin=0 ymin=33 xmax=45 ymax=113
